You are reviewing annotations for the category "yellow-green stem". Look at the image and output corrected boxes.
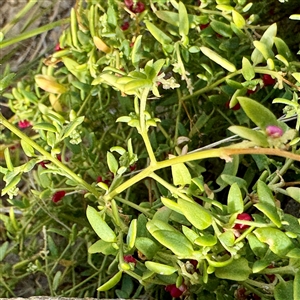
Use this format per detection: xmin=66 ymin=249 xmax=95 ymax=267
xmin=104 ymin=147 xmax=300 ymax=201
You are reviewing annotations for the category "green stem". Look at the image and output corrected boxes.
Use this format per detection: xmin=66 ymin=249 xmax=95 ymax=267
xmin=114 ymin=196 xmax=152 ymax=217
xmin=104 ymin=147 xmax=300 ymax=201
xmin=149 ymin=173 xmax=190 ymax=201
xmin=181 ymin=70 xmax=242 ymax=101
xmin=0 ymin=18 xmax=70 ymax=49
xmin=0 ymin=113 xmax=101 ymax=199
xmin=139 ymin=87 xmax=157 ymax=163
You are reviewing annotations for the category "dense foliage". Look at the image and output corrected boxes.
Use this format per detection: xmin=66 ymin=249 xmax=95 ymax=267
xmin=1 ymin=0 xmax=300 ymax=299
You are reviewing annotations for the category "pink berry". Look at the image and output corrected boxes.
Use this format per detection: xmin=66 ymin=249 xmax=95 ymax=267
xmin=18 ymin=120 xmax=31 ymax=128
xmin=55 ymin=43 xmax=63 ymax=51
xmin=124 ymin=0 xmax=133 ymax=8
xmin=52 ymin=191 xmax=66 ymax=203
xmin=266 ymin=125 xmax=283 ymax=138
xmin=262 ymin=74 xmax=276 ymax=86
xmin=234 ymin=213 xmax=252 ymax=230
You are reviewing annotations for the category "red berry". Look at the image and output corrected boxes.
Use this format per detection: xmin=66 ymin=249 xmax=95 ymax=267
xmin=165 ymin=284 xmax=186 ymax=298
xmin=123 ymin=255 xmax=137 ymax=265
xmin=262 ymin=74 xmax=276 ymax=86
xmin=18 ymin=120 xmax=31 ymax=128
xmin=225 ymin=101 xmax=241 ymax=111
xmin=39 ymin=160 xmax=50 ymax=169
xmin=234 ymin=213 xmax=252 ymax=230
xmin=121 ymin=21 xmax=130 ymax=31
xmin=129 ymin=164 xmax=136 ymax=172
xmin=132 ymin=2 xmax=145 ymax=13
xmin=52 ymin=191 xmax=66 ymax=203
xmin=200 ymin=23 xmax=210 ymax=30
xmin=235 ymin=287 xmax=247 ymax=300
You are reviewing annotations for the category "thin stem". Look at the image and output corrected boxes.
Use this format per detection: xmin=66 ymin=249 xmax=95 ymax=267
xmin=0 ymin=113 xmax=101 ymax=199
xmin=0 ymin=18 xmax=70 ymax=49
xmin=181 ymin=70 xmax=242 ymax=101
xmin=149 ymin=173 xmax=191 ymax=201
xmin=104 ymin=147 xmax=300 ymax=201
xmin=114 ymin=196 xmax=152 ymax=217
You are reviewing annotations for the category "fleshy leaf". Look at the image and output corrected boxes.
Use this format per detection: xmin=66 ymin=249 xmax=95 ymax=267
xmin=145 ymin=261 xmax=177 ymax=275
xmin=238 ymin=97 xmax=279 ymax=129
xmin=214 ymin=258 xmax=251 ymax=280
xmin=86 ymin=206 xmax=117 ymax=243
xmin=255 ymin=180 xmax=281 ymax=227
xmin=227 ymin=182 xmax=244 ymax=214
xmin=228 ymin=126 xmax=269 ymax=147
xmin=254 ymin=228 xmax=293 ymax=256
xmin=177 ymin=198 xmax=212 ymax=230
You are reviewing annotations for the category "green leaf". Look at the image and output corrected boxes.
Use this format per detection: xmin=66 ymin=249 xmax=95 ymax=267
xmin=251 ymin=23 xmax=277 ymax=65
xmin=20 ymin=140 xmax=35 ymax=157
xmin=131 ymin=35 xmax=143 ymax=68
xmin=97 ymin=270 xmax=123 ymax=291
xmin=147 ymin=221 xmax=193 ymax=257
xmin=247 ymin=233 xmax=268 ymax=258
xmin=2 ymin=173 xmax=22 ymax=197
xmin=219 ymin=230 xmax=235 ymax=247
xmin=135 ymin=237 xmax=159 ymax=259
xmin=144 ymin=20 xmax=173 ymax=46
xmin=107 ymin=152 xmax=118 ymax=175
xmin=232 ymin=10 xmax=245 ymax=29
xmin=238 ymin=97 xmax=279 ymax=129
xmin=60 ymin=116 xmax=84 ymax=140
xmin=145 ymin=261 xmax=177 ymax=275
xmin=274 ymin=280 xmax=294 ymax=300
xmin=255 ymin=180 xmax=281 ymax=227
xmin=227 ymin=183 xmax=244 ymax=214
xmin=156 ymin=11 xmax=179 ymax=27
xmin=200 ymin=46 xmax=236 ymax=72
xmin=253 ymin=41 xmax=274 ymax=61
xmin=242 ymin=57 xmax=255 ymax=81
xmin=210 ymin=20 xmax=233 ymax=38
xmin=33 ymin=122 xmax=57 ymax=133
xmin=177 ymin=198 xmax=212 ymax=230
xmin=214 ymin=258 xmax=251 ymax=281
xmin=254 ymin=228 xmax=293 ymax=257
xmin=182 ymin=225 xmax=200 ymax=243
xmin=274 ymin=37 xmax=292 ymax=61
xmin=0 ymin=241 xmax=9 ymax=261
xmin=178 ymin=1 xmax=189 ymax=37
xmin=292 ymin=73 xmax=300 ymax=83
xmin=161 ymin=197 xmax=182 ymax=214
xmin=216 ymin=155 xmax=239 ymax=191
xmin=4 ymin=147 xmax=13 ymax=171
xmin=228 ymin=126 xmax=269 ymax=147
xmin=195 ymin=234 xmax=217 ymax=247
xmin=86 ymin=206 xmax=117 ymax=243
xmin=127 ymin=219 xmax=137 ymax=250
xmin=88 ymin=240 xmax=117 ymax=255
xmin=294 ymin=270 xmax=300 ymax=300
xmin=286 ymin=187 xmax=300 ymax=202
xmin=124 ymin=79 xmax=151 ymax=93
xmin=171 ymin=162 xmax=191 ymax=186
